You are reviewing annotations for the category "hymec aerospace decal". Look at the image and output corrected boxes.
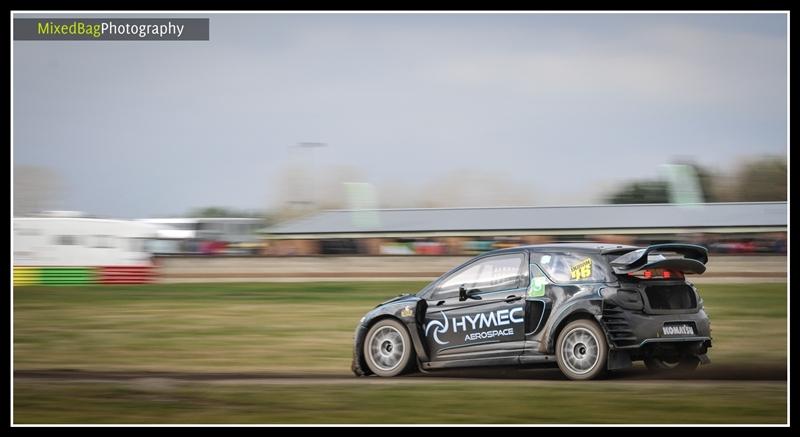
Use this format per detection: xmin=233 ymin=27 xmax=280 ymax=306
xmin=425 ymin=307 xmax=524 ymax=345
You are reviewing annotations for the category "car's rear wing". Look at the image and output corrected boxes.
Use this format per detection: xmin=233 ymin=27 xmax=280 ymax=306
xmin=607 ymin=244 xmax=709 ymax=275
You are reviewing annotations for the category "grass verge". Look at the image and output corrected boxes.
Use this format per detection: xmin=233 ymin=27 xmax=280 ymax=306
xmin=13 ymin=379 xmax=786 ymax=424
xmin=14 ymin=281 xmax=786 ymax=373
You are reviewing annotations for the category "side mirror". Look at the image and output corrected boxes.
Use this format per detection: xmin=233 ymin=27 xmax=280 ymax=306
xmin=459 ymin=286 xmax=482 ymax=301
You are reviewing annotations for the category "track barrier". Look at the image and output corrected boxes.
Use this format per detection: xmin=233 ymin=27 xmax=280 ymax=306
xmin=13 ymin=265 xmax=155 ymax=286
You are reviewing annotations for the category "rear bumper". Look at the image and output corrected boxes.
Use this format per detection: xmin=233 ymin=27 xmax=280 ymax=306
xmin=601 ymin=305 xmax=712 ymax=356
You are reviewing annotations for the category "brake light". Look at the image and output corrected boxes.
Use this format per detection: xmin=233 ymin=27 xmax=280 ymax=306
xmin=627 ymin=269 xmax=684 ymax=280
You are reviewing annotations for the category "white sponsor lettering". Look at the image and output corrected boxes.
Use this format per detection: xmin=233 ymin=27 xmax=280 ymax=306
xmin=453 ymin=307 xmax=523 ymax=333
xmin=497 ymin=309 xmax=510 ymax=325
xmin=509 ymin=307 xmax=524 ymax=324
xmin=478 ymin=311 xmax=497 ymax=329
xmin=662 ymin=325 xmax=694 ymax=335
xmin=464 ymin=328 xmax=515 ymax=341
xmin=464 ymin=314 xmax=479 ymax=330
xmin=425 ymin=307 xmax=525 ymax=346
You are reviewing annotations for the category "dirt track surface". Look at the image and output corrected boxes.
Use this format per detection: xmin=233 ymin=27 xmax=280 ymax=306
xmin=15 ymin=364 xmax=786 ymax=383
xmin=155 ymin=255 xmax=787 ymax=283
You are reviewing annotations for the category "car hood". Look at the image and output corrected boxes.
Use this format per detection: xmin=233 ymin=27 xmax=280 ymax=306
xmin=375 ymin=293 xmax=417 ymax=308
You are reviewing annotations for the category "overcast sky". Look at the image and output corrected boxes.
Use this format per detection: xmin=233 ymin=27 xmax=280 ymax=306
xmin=13 ymin=13 xmax=788 ymax=218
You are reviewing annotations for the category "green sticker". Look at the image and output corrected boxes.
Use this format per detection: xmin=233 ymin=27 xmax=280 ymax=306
xmin=529 ymin=276 xmax=547 ymax=297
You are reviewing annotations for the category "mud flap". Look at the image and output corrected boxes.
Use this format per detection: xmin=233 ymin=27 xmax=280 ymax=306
xmin=607 ymin=349 xmax=632 ymax=370
xmin=698 ymin=353 xmax=711 ymax=365
xmin=412 ymin=299 xmax=430 ymax=362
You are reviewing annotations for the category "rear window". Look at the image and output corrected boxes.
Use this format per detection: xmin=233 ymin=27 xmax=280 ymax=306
xmin=532 ymin=252 xmax=611 ymax=284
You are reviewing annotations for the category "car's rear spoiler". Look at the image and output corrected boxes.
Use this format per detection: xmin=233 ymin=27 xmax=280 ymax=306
xmin=607 ymin=244 xmax=709 ymax=275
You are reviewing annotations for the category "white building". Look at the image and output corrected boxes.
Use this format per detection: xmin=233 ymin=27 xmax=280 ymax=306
xmin=13 ymin=216 xmax=160 ymax=267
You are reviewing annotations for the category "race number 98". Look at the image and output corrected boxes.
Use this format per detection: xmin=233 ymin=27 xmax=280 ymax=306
xmin=570 ymin=258 xmax=593 ymax=280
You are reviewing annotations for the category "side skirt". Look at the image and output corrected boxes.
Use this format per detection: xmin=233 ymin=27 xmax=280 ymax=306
xmin=519 ymin=355 xmax=557 ymax=365
xmin=421 ymin=355 xmax=557 ymax=370
xmin=421 ymin=356 xmax=520 ymax=370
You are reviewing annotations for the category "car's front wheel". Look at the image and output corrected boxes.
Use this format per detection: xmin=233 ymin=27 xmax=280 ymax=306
xmin=556 ymin=319 xmax=608 ymax=380
xmin=363 ymin=319 xmax=416 ymax=377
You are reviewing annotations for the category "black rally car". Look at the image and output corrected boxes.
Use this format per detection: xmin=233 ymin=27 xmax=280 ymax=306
xmin=352 ymin=243 xmax=712 ymax=380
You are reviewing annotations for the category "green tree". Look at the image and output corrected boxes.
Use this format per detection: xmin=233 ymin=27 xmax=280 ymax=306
xmin=604 ymin=158 xmax=786 ymax=204
xmin=606 ymin=180 xmax=670 ymax=204
xmin=733 ymin=157 xmax=787 ymax=202
xmin=186 ymin=207 xmax=273 ymax=223
xmin=687 ymin=163 xmax=716 ymax=203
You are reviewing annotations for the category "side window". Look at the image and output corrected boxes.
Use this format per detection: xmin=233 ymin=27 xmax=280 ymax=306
xmin=433 ymin=253 xmax=527 ymax=299
xmin=533 ymin=252 xmax=611 ymax=283
xmin=92 ymin=235 xmax=115 ymax=249
xmin=129 ymin=238 xmax=145 ymax=252
xmin=55 ymin=235 xmax=78 ymax=246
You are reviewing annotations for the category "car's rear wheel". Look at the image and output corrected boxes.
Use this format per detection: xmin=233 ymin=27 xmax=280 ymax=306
xmin=556 ymin=319 xmax=608 ymax=380
xmin=644 ymin=356 xmax=700 ymax=374
xmin=363 ymin=319 xmax=415 ymax=377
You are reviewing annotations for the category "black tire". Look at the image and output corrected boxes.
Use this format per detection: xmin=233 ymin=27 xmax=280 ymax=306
xmin=644 ymin=356 xmax=700 ymax=374
xmin=555 ymin=319 xmax=608 ymax=380
xmin=363 ymin=319 xmax=416 ymax=377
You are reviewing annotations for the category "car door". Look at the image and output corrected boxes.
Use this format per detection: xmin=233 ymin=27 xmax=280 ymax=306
xmin=423 ymin=252 xmax=529 ymax=361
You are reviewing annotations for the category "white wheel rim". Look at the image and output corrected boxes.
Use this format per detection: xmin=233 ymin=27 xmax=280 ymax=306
xmin=561 ymin=327 xmax=600 ymax=375
xmin=660 ymin=359 xmax=681 ymax=369
xmin=368 ymin=325 xmax=406 ymax=371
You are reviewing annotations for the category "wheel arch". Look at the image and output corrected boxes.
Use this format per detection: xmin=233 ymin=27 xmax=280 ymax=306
xmin=547 ymin=310 xmax=604 ymax=354
xmin=358 ymin=315 xmax=426 ymax=374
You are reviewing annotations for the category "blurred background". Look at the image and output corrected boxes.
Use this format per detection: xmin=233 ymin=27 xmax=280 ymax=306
xmin=12 ymin=12 xmax=788 ymax=424
xmin=13 ymin=13 xmax=787 ymax=271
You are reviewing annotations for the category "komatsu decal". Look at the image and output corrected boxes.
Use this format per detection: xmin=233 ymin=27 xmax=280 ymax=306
xmin=662 ymin=324 xmax=695 ymax=335
xmin=425 ymin=308 xmax=524 ymax=345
